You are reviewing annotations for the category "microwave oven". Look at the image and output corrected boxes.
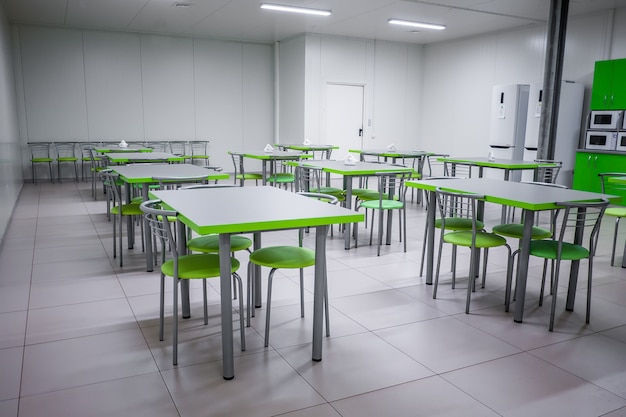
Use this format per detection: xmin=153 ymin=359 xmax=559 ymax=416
xmin=589 ymin=110 xmax=622 ymax=130
xmin=585 ymin=131 xmax=617 ymax=150
xmin=617 ymin=132 xmax=626 ymax=152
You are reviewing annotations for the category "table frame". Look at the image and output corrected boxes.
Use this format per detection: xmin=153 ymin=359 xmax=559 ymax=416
xmin=293 ymin=160 xmax=413 ymax=249
xmin=110 ymin=163 xmax=229 ymax=271
xmin=407 ymin=178 xmax=618 ymax=323
xmin=151 ymin=186 xmax=363 ymax=380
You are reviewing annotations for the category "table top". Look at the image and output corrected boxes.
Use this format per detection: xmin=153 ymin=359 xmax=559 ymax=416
xmin=106 ymin=152 xmax=186 ymax=163
xmin=275 ymin=144 xmax=338 ymax=151
xmin=438 ymin=156 xmax=557 ymax=169
xmin=608 ymin=176 xmax=626 ymax=184
xmin=294 ymin=159 xmax=413 ymax=176
xmin=350 ymin=149 xmax=432 ymax=158
xmin=151 ymin=186 xmax=364 ymax=235
xmin=239 ymin=150 xmax=309 ymax=160
xmin=110 ymin=163 xmax=228 ymax=183
xmin=407 ymin=178 xmax=619 ymax=211
xmin=94 ymin=145 xmax=152 ymax=153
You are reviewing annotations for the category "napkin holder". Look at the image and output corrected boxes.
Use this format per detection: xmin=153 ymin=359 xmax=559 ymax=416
xmin=344 ymin=153 xmax=357 ymax=166
xmin=387 ymin=144 xmax=397 ymax=151
xmin=303 ymin=139 xmax=312 ymax=145
xmin=119 ymin=140 xmax=128 ymax=148
xmin=487 ymin=151 xmax=495 ymax=161
xmin=264 ymin=144 xmax=274 ymax=153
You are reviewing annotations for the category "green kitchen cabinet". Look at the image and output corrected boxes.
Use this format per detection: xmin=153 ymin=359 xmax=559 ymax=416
xmin=573 ymin=151 xmax=626 ymax=205
xmin=591 ymin=58 xmax=626 ymax=110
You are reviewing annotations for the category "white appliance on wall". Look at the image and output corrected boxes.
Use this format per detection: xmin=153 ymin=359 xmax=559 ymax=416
xmin=488 ymin=84 xmax=530 ymax=180
xmin=522 ymin=81 xmax=585 ymax=186
xmin=589 ymin=110 xmax=622 ymax=130
xmin=616 ymin=131 xmax=626 ymax=152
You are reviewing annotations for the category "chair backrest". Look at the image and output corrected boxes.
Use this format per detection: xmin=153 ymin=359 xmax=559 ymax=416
xmin=443 ymin=161 xmax=472 ymax=178
xmin=423 ymin=154 xmax=449 ymax=178
xmin=190 ymin=141 xmax=208 ymax=156
xmin=534 ymin=159 xmax=562 ymax=184
xmin=599 ymin=173 xmax=626 ymax=205
xmin=29 ymin=142 xmax=51 ymax=159
xmin=180 ymin=183 xmax=239 ymax=190
xmin=230 ymin=152 xmax=246 ymax=186
xmin=153 ymin=175 xmax=208 ymax=190
xmin=140 ymin=199 xmax=179 ymax=259
xmin=552 ymin=199 xmax=609 ymax=256
xmin=372 ymin=170 xmax=412 ymax=204
xmin=54 ymin=142 xmax=77 ymax=158
xmin=100 ymin=170 xmax=122 ymax=206
xmin=83 ymin=145 xmax=99 ymax=169
xmin=295 ymin=164 xmax=324 ymax=193
xmin=147 ymin=141 xmax=168 ymax=152
xmin=169 ymin=141 xmax=188 ymax=156
xmin=435 ymin=187 xmax=484 ymax=236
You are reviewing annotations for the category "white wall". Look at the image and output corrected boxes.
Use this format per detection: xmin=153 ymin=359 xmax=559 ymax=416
xmin=13 ymin=25 xmax=274 ymax=175
xmin=281 ymin=34 xmax=424 ymax=152
xmin=0 ymin=3 xmax=22 ymax=242
xmin=420 ymin=8 xmax=626 ymax=158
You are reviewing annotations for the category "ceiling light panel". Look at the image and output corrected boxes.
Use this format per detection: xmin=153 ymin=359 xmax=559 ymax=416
xmin=260 ymin=3 xmax=331 ymax=17
xmin=388 ymin=18 xmax=446 ymax=30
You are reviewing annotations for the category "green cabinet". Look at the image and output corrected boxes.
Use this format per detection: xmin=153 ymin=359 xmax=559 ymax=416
xmin=591 ymin=58 xmax=626 ymax=110
xmin=573 ymin=151 xmax=626 ymax=205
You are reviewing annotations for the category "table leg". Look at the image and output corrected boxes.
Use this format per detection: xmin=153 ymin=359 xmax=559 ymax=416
xmin=218 ymin=233 xmax=235 ymax=379
xmin=312 ymin=225 xmax=328 ymax=361
xmin=125 ymin=183 xmax=134 ymax=249
xmin=143 ymin=184 xmax=153 ymax=272
xmin=253 ymin=232 xmax=262 ymax=308
xmin=622 ymin=243 xmax=626 ymax=268
xmin=176 ymin=221 xmax=191 ymax=319
xmin=343 ymin=177 xmax=353 ymax=250
xmin=425 ymin=189 xmax=436 ymax=285
xmin=513 ymin=209 xmax=534 ymax=322
xmin=566 ymin=207 xmax=585 ymax=311
xmin=261 ymin=160 xmax=268 ymax=186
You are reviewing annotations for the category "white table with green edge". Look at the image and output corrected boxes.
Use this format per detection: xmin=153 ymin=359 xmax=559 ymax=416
xmin=290 ymin=159 xmax=414 ymax=250
xmin=150 ymin=186 xmax=364 ymax=380
xmin=407 ymin=177 xmax=618 ymax=323
xmin=110 ymin=163 xmax=229 ymax=271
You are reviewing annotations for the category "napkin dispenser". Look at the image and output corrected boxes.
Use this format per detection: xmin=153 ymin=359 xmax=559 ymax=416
xmin=344 ymin=153 xmax=357 ymax=166
xmin=387 ymin=144 xmax=397 ymax=151
xmin=119 ymin=140 xmax=128 ymax=148
xmin=264 ymin=144 xmax=274 ymax=153
xmin=303 ymin=139 xmax=312 ymax=145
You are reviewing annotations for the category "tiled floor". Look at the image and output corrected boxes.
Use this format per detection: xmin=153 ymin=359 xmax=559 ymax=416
xmin=1 ymin=180 xmax=626 ymax=416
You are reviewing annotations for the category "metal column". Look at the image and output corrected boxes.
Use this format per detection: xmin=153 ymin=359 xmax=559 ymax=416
xmin=537 ymin=0 xmax=570 ymax=161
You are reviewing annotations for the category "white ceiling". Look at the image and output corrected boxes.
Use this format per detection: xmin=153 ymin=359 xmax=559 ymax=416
xmin=2 ymin=0 xmax=624 ymax=45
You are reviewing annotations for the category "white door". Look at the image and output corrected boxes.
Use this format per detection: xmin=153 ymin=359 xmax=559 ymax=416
xmin=325 ymin=83 xmax=364 ymax=160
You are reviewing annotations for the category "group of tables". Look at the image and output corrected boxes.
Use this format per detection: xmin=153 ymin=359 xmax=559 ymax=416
xmin=97 ymin=144 xmax=621 ymax=380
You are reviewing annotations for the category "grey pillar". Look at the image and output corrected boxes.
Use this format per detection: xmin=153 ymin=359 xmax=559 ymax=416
xmin=537 ymin=0 xmax=570 ymax=161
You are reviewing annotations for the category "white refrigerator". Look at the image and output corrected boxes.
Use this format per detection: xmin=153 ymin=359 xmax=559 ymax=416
xmin=488 ymin=84 xmax=530 ymax=180
xmin=522 ymin=81 xmax=585 ymax=186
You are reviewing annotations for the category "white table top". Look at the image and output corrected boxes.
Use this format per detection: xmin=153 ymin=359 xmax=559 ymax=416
xmin=151 ymin=186 xmax=364 ymax=234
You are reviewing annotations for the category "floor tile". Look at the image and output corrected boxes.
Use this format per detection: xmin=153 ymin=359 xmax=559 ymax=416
xmin=375 ymin=316 xmax=521 ymax=374
xmin=331 ymin=375 xmax=500 ymax=417
xmin=21 ymin=328 xmax=158 ymax=396
xmin=0 ymin=347 xmax=23 ymax=401
xmin=443 ymin=352 xmax=626 ymax=417
xmin=25 ymin=298 xmax=138 ymax=344
xmin=161 ymin=350 xmax=326 ymax=417
xmin=278 ymin=332 xmax=434 ymax=402
xmin=18 ymin=373 xmax=179 ymax=417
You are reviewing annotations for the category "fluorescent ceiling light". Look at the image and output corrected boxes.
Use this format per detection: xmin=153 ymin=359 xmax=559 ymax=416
xmin=388 ymin=19 xmax=446 ymax=30
xmin=260 ymin=3 xmax=331 ymax=16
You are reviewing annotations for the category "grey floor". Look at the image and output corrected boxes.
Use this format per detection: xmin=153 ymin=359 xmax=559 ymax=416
xmin=2 ymin=180 xmax=626 ymax=417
